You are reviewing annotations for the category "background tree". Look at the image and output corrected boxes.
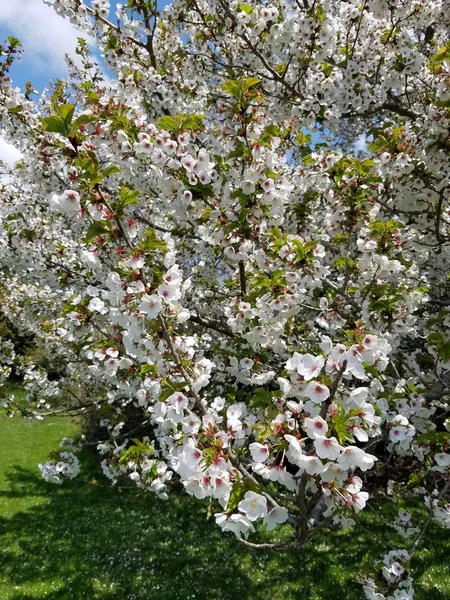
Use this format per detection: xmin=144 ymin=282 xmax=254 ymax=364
xmin=1 ymin=1 xmax=450 ymax=597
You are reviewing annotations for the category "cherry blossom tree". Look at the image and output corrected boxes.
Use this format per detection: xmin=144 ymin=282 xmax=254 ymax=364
xmin=1 ymin=0 xmax=450 ymax=597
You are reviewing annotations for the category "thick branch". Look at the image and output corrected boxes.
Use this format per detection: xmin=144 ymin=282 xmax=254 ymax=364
xmin=142 ymin=3 xmax=158 ymax=69
xmin=342 ymin=101 xmax=421 ymax=121
xmin=307 ymin=497 xmax=327 ymax=529
xmin=320 ymin=360 xmax=347 ymax=419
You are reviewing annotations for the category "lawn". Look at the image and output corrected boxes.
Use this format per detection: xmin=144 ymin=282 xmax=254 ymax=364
xmin=0 ymin=400 xmax=448 ymax=599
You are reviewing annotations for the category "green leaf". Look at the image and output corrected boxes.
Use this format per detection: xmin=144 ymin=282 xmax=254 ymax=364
xmin=102 ymin=164 xmax=122 ymax=179
xmin=85 ymin=221 xmax=109 ymax=242
xmin=360 ymin=159 xmax=376 ymax=172
xmin=141 ymin=229 xmax=168 ymax=252
xmin=238 ymin=3 xmax=253 ymax=14
xmin=105 ymin=34 xmax=120 ymax=51
xmin=41 ymin=104 xmax=77 ymax=136
xmin=220 ymin=80 xmax=242 ymax=99
xmin=72 ymin=114 xmax=98 ymax=131
xmin=119 ymin=185 xmax=139 ymax=208
xmin=428 ymin=332 xmax=444 ymax=345
xmin=270 ymin=227 xmax=283 ymax=240
xmin=157 ymin=115 xmax=178 ymax=132
xmin=248 ymin=388 xmax=273 ymax=409
xmin=259 ymin=124 xmax=280 ymax=146
xmin=6 ymin=36 xmax=22 ymax=48
xmin=407 ymin=472 xmax=422 ymax=488
xmin=119 ymin=439 xmax=154 ymax=465
xmin=416 ymin=431 xmax=450 ymax=446
xmin=219 ymin=76 xmax=261 ymax=106
xmin=332 ymin=407 xmax=348 ymax=444
xmin=256 ymin=424 xmax=273 ymax=444
xmin=292 ymin=239 xmax=305 ymax=261
xmin=179 ymin=114 xmax=204 ymax=131
xmin=158 ymin=380 xmax=188 ymax=402
xmin=159 ymin=389 xmax=174 ymax=403
xmin=227 ymin=143 xmax=248 ymax=160
xmin=85 ymin=150 xmax=100 ymax=173
xmin=56 ymin=103 xmax=76 ymax=126
xmin=21 ymin=228 xmax=36 ymax=241
xmin=73 ymin=152 xmax=101 ymax=186
xmin=315 ymin=4 xmax=326 ymax=23
xmin=440 ymin=341 xmax=450 ymax=362
xmin=139 ymin=363 xmax=158 ymax=376
xmin=242 ymin=77 xmax=261 ymax=91
xmin=40 ymin=115 xmax=68 ymax=136
xmin=432 ymin=43 xmax=450 ymax=64
xmin=227 ymin=480 xmax=245 ymax=512
xmin=304 ymin=240 xmax=318 ymax=252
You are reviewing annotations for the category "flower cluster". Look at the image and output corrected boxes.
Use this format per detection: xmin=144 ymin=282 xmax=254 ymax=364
xmin=39 ymin=452 xmax=80 ymax=484
xmin=364 ymin=550 xmax=414 ymax=600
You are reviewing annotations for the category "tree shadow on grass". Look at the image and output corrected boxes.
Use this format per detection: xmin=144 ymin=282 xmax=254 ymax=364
xmin=0 ymin=466 xmax=447 ymax=600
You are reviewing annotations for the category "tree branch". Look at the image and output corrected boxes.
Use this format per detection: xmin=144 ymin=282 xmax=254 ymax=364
xmin=238 ymin=260 xmax=247 ymax=297
xmin=237 ymin=534 xmax=299 ymax=551
xmin=320 ymin=360 xmax=347 ymax=419
xmin=189 ymin=313 xmax=235 ymax=338
xmin=411 ymin=478 xmax=450 ymax=552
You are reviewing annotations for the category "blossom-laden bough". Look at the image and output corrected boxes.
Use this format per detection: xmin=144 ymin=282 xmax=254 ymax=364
xmin=1 ymin=0 xmax=450 ymax=597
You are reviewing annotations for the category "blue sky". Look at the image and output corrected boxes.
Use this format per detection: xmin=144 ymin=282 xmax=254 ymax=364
xmin=0 ymin=0 xmax=122 ymax=93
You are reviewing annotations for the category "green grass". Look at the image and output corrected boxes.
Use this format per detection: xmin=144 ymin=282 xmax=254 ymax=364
xmin=0 ymin=394 xmax=449 ymax=599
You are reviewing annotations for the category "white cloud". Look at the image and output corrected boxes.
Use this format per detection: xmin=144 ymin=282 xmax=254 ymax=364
xmin=0 ymin=0 xmax=90 ymax=75
xmin=0 ymin=136 xmax=22 ymax=167
xmin=353 ymin=134 xmax=369 ymax=155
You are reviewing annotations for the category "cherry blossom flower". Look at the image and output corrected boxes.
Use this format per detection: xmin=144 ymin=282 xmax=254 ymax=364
xmin=304 ymin=416 xmax=328 ymax=439
xmin=298 ymin=354 xmax=325 ymax=380
xmin=284 ymin=434 xmax=303 ymax=465
xmin=124 ymin=253 xmax=145 ymax=269
xmin=434 ymin=452 xmax=450 ymax=471
xmin=238 ymin=491 xmax=268 ymax=521
xmin=314 ymin=436 xmax=343 ymax=460
xmin=157 ymin=283 xmax=182 ymax=303
xmin=87 ymin=297 xmax=107 ymax=314
xmin=215 ymin=512 xmax=255 ymax=538
xmin=138 ymin=294 xmax=163 ymax=318
xmin=304 ymin=381 xmax=330 ymax=404
xmin=53 ymin=190 xmax=81 ymax=215
xmin=352 ymin=492 xmax=369 ymax=513
xmin=349 ymin=387 xmax=369 ymax=407
xmin=264 ymin=506 xmax=289 ymax=531
xmin=297 ymin=455 xmax=324 ymax=476
xmin=249 ymin=442 xmax=269 ymax=463
xmin=166 ymin=392 xmax=189 ymax=415
xmin=338 ymin=447 xmax=377 ymax=472
xmin=320 ymin=462 xmax=347 ymax=484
